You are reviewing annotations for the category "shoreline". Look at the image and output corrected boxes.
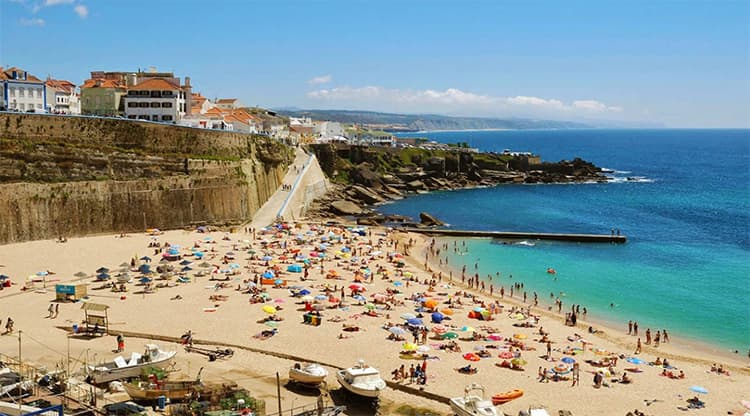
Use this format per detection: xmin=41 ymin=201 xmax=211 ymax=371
xmin=404 ymin=232 xmax=750 ymax=371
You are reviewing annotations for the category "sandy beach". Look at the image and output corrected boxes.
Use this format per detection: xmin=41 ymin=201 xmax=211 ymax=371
xmin=0 ymin=223 xmax=748 ymax=416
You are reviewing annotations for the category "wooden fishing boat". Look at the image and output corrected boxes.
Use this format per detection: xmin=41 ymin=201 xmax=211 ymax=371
xmin=124 ymin=379 xmax=201 ymax=401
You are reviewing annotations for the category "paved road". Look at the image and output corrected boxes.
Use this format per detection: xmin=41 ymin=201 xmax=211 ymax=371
xmin=247 ymin=147 xmax=309 ymax=229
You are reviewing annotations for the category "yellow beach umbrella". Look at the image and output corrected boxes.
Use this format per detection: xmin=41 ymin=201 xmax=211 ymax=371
xmin=513 ymin=333 xmax=527 ymax=340
xmin=402 ymin=343 xmax=418 ymax=351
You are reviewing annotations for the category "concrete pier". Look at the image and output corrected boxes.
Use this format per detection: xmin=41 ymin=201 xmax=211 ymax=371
xmin=400 ymin=227 xmax=627 ymax=243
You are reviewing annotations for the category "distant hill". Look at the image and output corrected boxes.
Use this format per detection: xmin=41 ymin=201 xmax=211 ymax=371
xmin=274 ymin=109 xmax=593 ymax=131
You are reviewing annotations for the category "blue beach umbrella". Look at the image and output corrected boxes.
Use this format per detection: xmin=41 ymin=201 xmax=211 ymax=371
xmin=274 ymin=278 xmax=283 ymax=285
xmin=690 ymin=386 xmax=708 ymax=394
xmin=263 ymin=271 xmax=275 ymax=278
xmin=194 ymin=252 xmax=204 ymax=258
xmin=0 ymin=275 xmax=9 ymax=280
xmin=299 ymin=289 xmax=311 ymax=296
xmin=389 ymin=327 xmax=407 ymax=336
xmin=314 ymin=294 xmax=328 ymax=301
xmin=626 ymin=357 xmax=644 ymax=365
xmin=287 ymin=264 xmax=303 ymax=273
xmin=139 ymin=277 xmax=152 ymax=284
xmin=181 ymin=266 xmax=193 ymax=272
xmin=353 ymin=294 xmax=366 ymax=302
xmin=140 ymin=256 xmax=151 ymax=261
xmin=561 ymin=357 xmax=576 ymax=364
xmin=96 ymin=273 xmax=111 ymax=280
xmin=393 ymin=281 xmax=403 ymax=287
xmin=400 ymin=313 xmax=416 ymax=320
xmin=179 ymin=260 xmax=192 ymax=265
xmin=228 ymin=263 xmax=240 ymax=269
xmin=431 ymin=312 xmax=444 ymax=323
xmin=36 ymin=271 xmax=49 ymax=277
xmin=138 ymin=264 xmax=151 ymax=273
xmin=262 ymin=255 xmax=273 ymax=262
xmin=96 ymin=267 xmax=109 ymax=274
xmin=407 ymin=318 xmax=424 ymax=326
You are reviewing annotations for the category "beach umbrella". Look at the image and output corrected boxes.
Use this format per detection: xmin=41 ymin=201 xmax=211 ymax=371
xmin=0 ymin=275 xmax=8 ymax=280
xmin=228 ymin=263 xmax=240 ymax=269
xmin=400 ymin=312 xmax=416 ymax=320
xmin=626 ymin=357 xmax=644 ymax=365
xmin=417 ymin=345 xmax=430 ymax=354
xmin=690 ymin=386 xmax=708 ymax=394
xmin=473 ymin=306 xmax=485 ymax=313
xmin=365 ymin=303 xmax=376 ymax=310
xmin=179 ymin=260 xmax=192 ymax=265
xmin=96 ymin=273 xmax=111 ymax=280
xmin=262 ymin=255 xmax=273 ymax=261
xmin=441 ymin=308 xmax=455 ymax=316
xmin=139 ymin=277 xmax=152 ymax=284
xmin=299 ymin=289 xmax=311 ymax=296
xmin=432 ymin=325 xmax=447 ymax=334
xmin=96 ymin=267 xmax=110 ymax=274
xmin=352 ymin=294 xmax=366 ymax=302
xmin=287 ymin=264 xmax=303 ymax=273
xmin=273 ymin=298 xmax=285 ymax=304
xmin=552 ymin=364 xmax=572 ymax=375
xmin=487 ymin=334 xmax=503 ymax=341
xmin=513 ymin=333 xmax=527 ymax=340
xmin=392 ymin=281 xmax=403 ymax=287
xmin=264 ymin=321 xmax=279 ymax=328
xmin=406 ymin=318 xmax=423 ymax=326
xmin=36 ymin=271 xmax=48 ymax=277
xmin=402 ymin=343 xmax=418 ymax=351
xmin=314 ymin=294 xmax=328 ymax=301
xmin=498 ymin=351 xmax=515 ymax=359
xmin=194 ymin=252 xmax=204 ymax=258
xmin=119 ymin=262 xmax=130 ymax=268
xmin=301 ymin=295 xmax=314 ymax=302
xmin=263 ymin=271 xmax=275 ymax=278
xmin=389 ymin=327 xmax=406 ymax=336
xmin=273 ymin=279 xmax=283 ymax=286
xmin=74 ymin=271 xmax=87 ymax=277
xmin=199 ymin=262 xmax=212 ymax=268
xmin=461 ymin=326 xmax=476 ymax=332
xmin=424 ymin=299 xmax=438 ymax=309
xmin=140 ymin=256 xmax=151 ymax=262
xmin=442 ymin=332 xmax=459 ymax=340
xmin=262 ymin=305 xmax=277 ymax=314
xmin=561 ymin=357 xmax=576 ymax=364
xmin=181 ymin=266 xmax=193 ymax=272
xmin=348 ymin=283 xmax=365 ymax=292
xmin=138 ymin=264 xmax=152 ymax=273
xmin=431 ymin=312 xmax=444 ymax=323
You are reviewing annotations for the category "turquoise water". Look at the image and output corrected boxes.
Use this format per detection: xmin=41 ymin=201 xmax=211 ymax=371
xmin=379 ymin=129 xmax=750 ymax=353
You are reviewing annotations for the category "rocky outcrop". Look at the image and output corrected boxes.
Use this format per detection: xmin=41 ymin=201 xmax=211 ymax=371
xmin=330 ymin=200 xmax=363 ymax=216
xmin=0 ymin=113 xmax=293 ymax=243
xmin=306 ymin=143 xmax=609 ymax=222
xmin=419 ymin=212 xmax=445 ymax=226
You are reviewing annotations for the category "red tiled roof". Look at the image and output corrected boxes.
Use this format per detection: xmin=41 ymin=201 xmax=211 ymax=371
xmin=216 ymin=98 xmax=238 ymax=104
xmin=1 ymin=66 xmax=43 ymax=82
xmin=46 ymin=79 xmax=77 ymax=93
xmin=80 ymin=78 xmax=127 ymax=89
xmin=129 ymin=78 xmax=180 ymax=91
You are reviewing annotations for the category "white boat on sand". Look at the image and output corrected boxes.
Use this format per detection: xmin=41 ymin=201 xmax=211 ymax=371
xmin=289 ymin=362 xmax=328 ymax=386
xmin=450 ymin=383 xmax=498 ymax=416
xmin=335 ymin=360 xmax=385 ymax=398
xmin=86 ymin=344 xmax=176 ymax=384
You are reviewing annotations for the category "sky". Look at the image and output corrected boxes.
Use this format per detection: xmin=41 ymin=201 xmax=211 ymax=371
xmin=1 ymin=0 xmax=749 ymax=127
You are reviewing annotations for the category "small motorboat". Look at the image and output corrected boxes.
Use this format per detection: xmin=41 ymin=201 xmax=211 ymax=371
xmin=335 ymin=360 xmax=385 ymax=398
xmin=491 ymin=388 xmax=523 ymax=405
xmin=450 ymin=383 xmax=498 ymax=416
xmin=289 ymin=362 xmax=328 ymax=386
xmin=86 ymin=344 xmax=176 ymax=384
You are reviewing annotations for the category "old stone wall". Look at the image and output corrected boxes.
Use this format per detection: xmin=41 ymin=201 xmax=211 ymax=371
xmin=0 ymin=114 xmax=291 ymax=243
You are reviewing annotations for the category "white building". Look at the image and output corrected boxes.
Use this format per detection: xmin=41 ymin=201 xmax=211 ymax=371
xmin=215 ymin=98 xmax=242 ymax=110
xmin=178 ymin=116 xmax=233 ymax=131
xmin=45 ymin=79 xmax=80 ymax=114
xmin=1 ymin=67 xmax=46 ymax=112
xmin=123 ymin=78 xmax=186 ymax=122
xmin=314 ymin=121 xmax=345 ymax=139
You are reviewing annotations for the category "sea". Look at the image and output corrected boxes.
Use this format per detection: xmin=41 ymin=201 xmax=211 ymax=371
xmin=377 ymin=129 xmax=750 ymax=354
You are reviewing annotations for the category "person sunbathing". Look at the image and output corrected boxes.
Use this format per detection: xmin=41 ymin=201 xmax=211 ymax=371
xmin=457 ymin=365 xmax=477 ymax=374
xmin=620 ymin=372 xmax=632 ymax=384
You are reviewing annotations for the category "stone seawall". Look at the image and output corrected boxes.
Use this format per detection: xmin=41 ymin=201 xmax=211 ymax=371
xmin=0 ymin=114 xmax=292 ymax=243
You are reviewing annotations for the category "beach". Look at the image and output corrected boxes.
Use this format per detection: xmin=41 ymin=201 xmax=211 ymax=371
xmin=0 ymin=222 xmax=748 ymax=416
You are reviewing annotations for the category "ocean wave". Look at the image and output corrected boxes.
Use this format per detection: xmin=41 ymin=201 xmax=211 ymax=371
xmin=608 ymin=176 xmax=655 ymax=183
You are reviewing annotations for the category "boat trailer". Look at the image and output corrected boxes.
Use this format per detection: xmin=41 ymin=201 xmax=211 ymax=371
xmin=184 ymin=345 xmax=234 ymax=361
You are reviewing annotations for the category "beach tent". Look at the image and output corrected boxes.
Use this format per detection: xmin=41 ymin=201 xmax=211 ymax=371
xmin=56 ymin=283 xmax=87 ymax=302
xmin=287 ymin=264 xmax=303 ymax=273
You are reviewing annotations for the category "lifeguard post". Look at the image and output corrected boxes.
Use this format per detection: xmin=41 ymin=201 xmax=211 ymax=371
xmin=81 ymin=303 xmax=109 ymax=335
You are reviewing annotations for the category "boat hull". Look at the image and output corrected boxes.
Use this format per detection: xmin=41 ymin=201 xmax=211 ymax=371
xmin=88 ymin=351 xmax=176 ymax=384
xmin=450 ymin=397 xmax=498 ymax=416
xmin=124 ymin=381 xmax=198 ymax=401
xmin=289 ymin=369 xmax=326 ymax=385
xmin=491 ymin=389 xmax=523 ymax=405
xmin=335 ymin=372 xmax=383 ymax=398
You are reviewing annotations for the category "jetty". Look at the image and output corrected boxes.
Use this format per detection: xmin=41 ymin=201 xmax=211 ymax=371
xmin=400 ymin=227 xmax=627 ymax=243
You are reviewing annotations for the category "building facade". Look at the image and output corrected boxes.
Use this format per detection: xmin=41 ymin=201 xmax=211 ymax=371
xmin=0 ymin=67 xmax=46 ymax=112
xmin=45 ymin=79 xmax=80 ymax=114
xmin=80 ymin=78 xmax=127 ymax=116
xmin=123 ymin=78 xmax=186 ymax=122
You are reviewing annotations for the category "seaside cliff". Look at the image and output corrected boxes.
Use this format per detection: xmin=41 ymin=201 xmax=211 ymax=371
xmin=307 ymin=143 xmax=608 ymax=222
xmin=0 ymin=113 xmax=293 ymax=243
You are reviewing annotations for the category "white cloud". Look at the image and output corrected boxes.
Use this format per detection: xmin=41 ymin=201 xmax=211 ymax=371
xmin=73 ymin=4 xmax=87 ymax=18
xmin=308 ymin=75 xmax=332 ymax=85
xmin=19 ymin=17 xmax=45 ymax=26
xmin=306 ymin=85 xmax=623 ymax=118
xmin=44 ymin=0 xmax=74 ymax=5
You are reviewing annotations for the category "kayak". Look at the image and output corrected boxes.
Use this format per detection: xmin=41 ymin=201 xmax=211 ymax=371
xmin=492 ymin=389 xmax=524 ymax=405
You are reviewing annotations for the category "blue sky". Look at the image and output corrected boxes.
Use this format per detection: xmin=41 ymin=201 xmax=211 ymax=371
xmin=1 ymin=0 xmax=749 ymax=127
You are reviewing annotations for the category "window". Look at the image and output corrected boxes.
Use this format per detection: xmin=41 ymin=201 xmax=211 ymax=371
xmin=128 ymin=102 xmax=137 ymax=107
xmin=151 ymin=91 xmax=161 ymax=98
xmin=161 ymin=102 xmax=172 ymax=108
xmin=162 ymin=115 xmax=173 ymax=121
xmin=139 ymin=102 xmax=149 ymax=108
xmin=128 ymin=115 xmax=136 ymax=119
xmin=150 ymin=102 xmax=160 ymax=108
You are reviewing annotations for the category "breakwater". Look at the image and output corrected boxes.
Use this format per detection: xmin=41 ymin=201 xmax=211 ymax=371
xmin=400 ymin=227 xmax=627 ymax=243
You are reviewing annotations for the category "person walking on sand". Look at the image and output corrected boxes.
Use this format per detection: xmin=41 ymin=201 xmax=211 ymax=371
xmin=571 ymin=363 xmax=580 ymax=387
xmin=48 ymin=304 xmax=54 ymax=318
xmin=54 ymin=303 xmax=59 ymax=319
xmin=628 ymin=320 xmax=632 ymax=335
xmin=116 ymin=334 xmax=125 ymax=353
xmin=634 ymin=337 xmax=642 ymax=354
xmin=4 ymin=317 xmax=14 ymax=334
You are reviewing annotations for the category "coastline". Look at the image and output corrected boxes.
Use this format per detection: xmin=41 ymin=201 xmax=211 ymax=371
xmin=404 ymin=233 xmax=750 ymax=371
xmin=0 ymin=223 xmax=748 ymax=415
